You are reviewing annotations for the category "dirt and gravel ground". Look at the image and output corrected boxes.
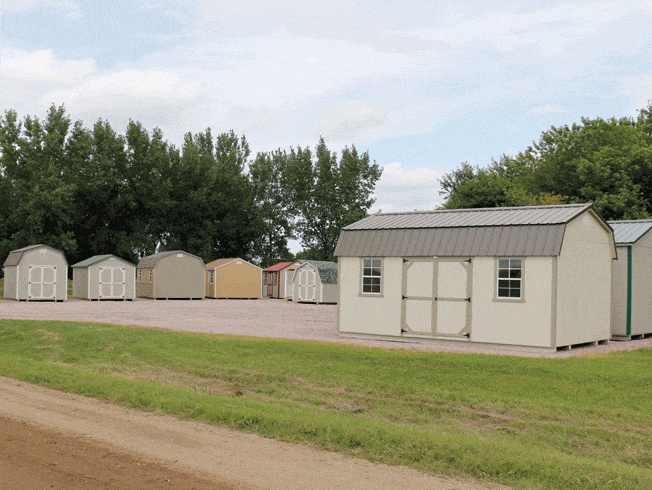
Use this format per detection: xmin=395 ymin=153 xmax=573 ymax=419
xmin=1 ymin=297 xmax=650 ymax=357
xmin=1 ymin=298 xmax=650 ymax=489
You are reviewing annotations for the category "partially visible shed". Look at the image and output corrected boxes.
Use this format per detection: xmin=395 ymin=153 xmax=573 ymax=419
xmin=262 ymin=261 xmax=301 ymax=299
xmin=137 ymin=250 xmax=204 ymax=299
xmin=205 ymin=258 xmax=262 ymax=299
xmin=609 ymin=220 xmax=652 ymax=339
xmin=71 ymin=255 xmax=136 ymax=300
xmin=291 ymin=260 xmax=338 ymax=304
xmin=3 ymin=244 xmax=68 ymax=301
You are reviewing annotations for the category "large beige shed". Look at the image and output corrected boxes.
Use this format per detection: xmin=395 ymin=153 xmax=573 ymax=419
xmin=291 ymin=260 xmax=339 ymax=304
xmin=205 ymin=258 xmax=262 ymax=299
xmin=137 ymin=250 xmax=204 ymax=299
xmin=334 ymin=204 xmax=615 ymax=352
xmin=3 ymin=244 xmax=68 ymax=301
xmin=608 ymin=220 xmax=652 ymax=340
xmin=71 ymin=255 xmax=136 ymax=300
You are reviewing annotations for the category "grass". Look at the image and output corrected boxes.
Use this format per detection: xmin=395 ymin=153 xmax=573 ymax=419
xmin=1 ymin=319 xmax=651 ymax=489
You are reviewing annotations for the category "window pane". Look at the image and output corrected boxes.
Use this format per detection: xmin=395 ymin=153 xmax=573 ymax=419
xmin=371 ymin=277 xmax=380 ymax=286
xmin=363 ymin=259 xmax=372 ymax=268
xmin=498 ymin=288 xmax=509 ymax=297
xmin=371 ymin=284 xmax=381 ymax=293
xmin=498 ymin=279 xmax=510 ymax=288
xmin=511 ymin=259 xmax=521 ymax=268
xmin=371 ymin=259 xmax=381 ymax=268
xmin=498 ymin=269 xmax=509 ymax=278
xmin=499 ymin=259 xmax=509 ymax=268
xmin=510 ymin=269 xmax=521 ymax=278
xmin=371 ymin=268 xmax=381 ymax=276
xmin=509 ymin=288 xmax=521 ymax=298
xmin=363 ymin=267 xmax=372 ymax=276
xmin=510 ymin=280 xmax=520 ymax=289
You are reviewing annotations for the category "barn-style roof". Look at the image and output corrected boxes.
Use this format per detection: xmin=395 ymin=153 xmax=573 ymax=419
xmin=608 ymin=220 xmax=652 ymax=245
xmin=205 ymin=257 xmax=261 ymax=270
xmin=297 ymin=260 xmax=338 ymax=284
xmin=137 ymin=250 xmax=204 ymax=268
xmin=3 ymin=244 xmax=68 ymax=267
xmin=71 ymin=255 xmax=135 ymax=268
xmin=335 ymin=204 xmax=612 ymax=258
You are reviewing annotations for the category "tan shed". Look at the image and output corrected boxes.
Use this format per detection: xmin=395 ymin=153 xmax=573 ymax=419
xmin=137 ymin=250 xmax=204 ymax=299
xmin=608 ymin=220 xmax=652 ymax=340
xmin=291 ymin=260 xmax=339 ymax=304
xmin=3 ymin=244 xmax=68 ymax=301
xmin=334 ymin=204 xmax=616 ymax=352
xmin=205 ymin=258 xmax=262 ymax=299
xmin=71 ymin=255 xmax=136 ymax=300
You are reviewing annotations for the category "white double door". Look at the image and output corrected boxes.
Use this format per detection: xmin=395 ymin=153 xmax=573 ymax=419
xmin=28 ymin=265 xmax=57 ymax=299
xmin=297 ymin=269 xmax=316 ymax=302
xmin=99 ymin=267 xmax=126 ymax=299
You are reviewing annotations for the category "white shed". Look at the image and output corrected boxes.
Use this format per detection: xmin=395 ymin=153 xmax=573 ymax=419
xmin=608 ymin=220 xmax=652 ymax=340
xmin=71 ymin=255 xmax=136 ymax=300
xmin=291 ymin=260 xmax=339 ymax=304
xmin=3 ymin=244 xmax=68 ymax=301
xmin=334 ymin=204 xmax=616 ymax=352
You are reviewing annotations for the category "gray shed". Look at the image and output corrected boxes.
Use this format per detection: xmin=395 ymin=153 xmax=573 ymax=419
xmin=137 ymin=250 xmax=204 ymax=299
xmin=3 ymin=244 xmax=68 ymax=301
xmin=608 ymin=220 xmax=652 ymax=340
xmin=335 ymin=204 xmax=615 ymax=352
xmin=71 ymin=255 xmax=136 ymax=300
xmin=291 ymin=260 xmax=339 ymax=304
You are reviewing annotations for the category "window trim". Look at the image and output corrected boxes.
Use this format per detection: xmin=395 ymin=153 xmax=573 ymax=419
xmin=359 ymin=258 xmax=384 ymax=297
xmin=493 ymin=257 xmax=525 ymax=303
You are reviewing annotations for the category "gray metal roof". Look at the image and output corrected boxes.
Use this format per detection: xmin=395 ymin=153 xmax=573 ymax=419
xmin=71 ymin=255 xmax=135 ymax=268
xmin=137 ymin=250 xmax=204 ymax=268
xmin=335 ymin=204 xmax=607 ymax=258
xmin=608 ymin=220 xmax=652 ymax=245
xmin=298 ymin=260 xmax=338 ymax=284
xmin=343 ymin=203 xmax=592 ymax=230
xmin=3 ymin=244 xmax=67 ymax=267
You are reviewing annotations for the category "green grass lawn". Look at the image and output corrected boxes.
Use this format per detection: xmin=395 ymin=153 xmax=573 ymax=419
xmin=1 ymin=319 xmax=651 ymax=490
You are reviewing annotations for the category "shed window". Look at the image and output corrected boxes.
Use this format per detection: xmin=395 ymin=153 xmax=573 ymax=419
xmin=208 ymin=270 xmax=215 ymax=284
xmin=497 ymin=259 xmax=522 ymax=299
xmin=148 ymin=269 xmax=153 ymax=283
xmin=362 ymin=258 xmax=382 ymax=294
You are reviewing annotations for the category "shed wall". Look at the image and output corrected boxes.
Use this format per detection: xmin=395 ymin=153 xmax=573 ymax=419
xmin=73 ymin=268 xmax=89 ymax=299
xmin=338 ymin=256 xmax=403 ymax=336
xmin=470 ymin=257 xmax=554 ymax=347
xmin=155 ymin=254 xmax=204 ymax=299
xmin=211 ymin=260 xmax=261 ymax=299
xmin=15 ymin=248 xmax=68 ymax=300
xmin=611 ymin=246 xmax=629 ymax=336
xmin=556 ymin=213 xmax=612 ymax=346
xmin=631 ymin=231 xmax=652 ymax=335
xmin=321 ymin=283 xmax=339 ymax=304
xmin=3 ymin=266 xmax=17 ymax=299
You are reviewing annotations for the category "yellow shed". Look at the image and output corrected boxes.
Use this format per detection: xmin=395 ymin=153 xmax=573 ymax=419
xmin=205 ymin=258 xmax=262 ymax=299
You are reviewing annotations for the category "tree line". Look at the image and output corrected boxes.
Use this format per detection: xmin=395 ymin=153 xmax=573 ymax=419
xmin=0 ymin=105 xmax=382 ymax=268
xmin=440 ymin=103 xmax=652 ymax=220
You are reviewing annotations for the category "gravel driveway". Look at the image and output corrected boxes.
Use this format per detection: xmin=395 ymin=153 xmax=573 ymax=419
xmin=1 ymin=298 xmax=650 ymax=357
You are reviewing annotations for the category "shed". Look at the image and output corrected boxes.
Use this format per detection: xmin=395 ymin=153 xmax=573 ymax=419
xmin=71 ymin=255 xmax=136 ymax=300
xmin=205 ymin=258 xmax=262 ymax=299
xmin=3 ymin=244 xmax=68 ymax=301
xmin=137 ymin=250 xmax=204 ymax=299
xmin=291 ymin=260 xmax=339 ymax=304
xmin=262 ymin=261 xmax=301 ymax=299
xmin=608 ymin=220 xmax=652 ymax=340
xmin=334 ymin=204 xmax=616 ymax=352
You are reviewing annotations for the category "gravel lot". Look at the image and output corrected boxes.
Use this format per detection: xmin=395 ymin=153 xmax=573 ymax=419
xmin=1 ymin=297 xmax=650 ymax=357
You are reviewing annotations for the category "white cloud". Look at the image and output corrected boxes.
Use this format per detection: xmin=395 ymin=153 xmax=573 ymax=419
xmin=371 ymin=162 xmax=443 ymax=213
xmin=1 ymin=48 xmax=96 ymax=83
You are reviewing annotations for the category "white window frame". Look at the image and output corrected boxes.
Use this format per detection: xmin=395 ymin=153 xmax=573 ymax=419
xmin=496 ymin=258 xmax=523 ymax=300
xmin=361 ymin=258 xmax=382 ymax=296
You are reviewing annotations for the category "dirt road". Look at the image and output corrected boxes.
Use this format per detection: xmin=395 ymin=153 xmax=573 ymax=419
xmin=0 ymin=377 xmax=510 ymax=490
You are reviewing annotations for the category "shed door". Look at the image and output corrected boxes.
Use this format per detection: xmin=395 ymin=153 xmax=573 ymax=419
xmin=401 ymin=258 xmax=471 ymax=338
xmin=298 ymin=269 xmax=316 ymax=302
xmin=28 ymin=265 xmax=57 ymax=299
xmin=99 ymin=267 xmax=126 ymax=299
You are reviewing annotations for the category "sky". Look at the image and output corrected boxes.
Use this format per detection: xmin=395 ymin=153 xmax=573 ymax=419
xmin=2 ymin=0 xmax=652 ymax=220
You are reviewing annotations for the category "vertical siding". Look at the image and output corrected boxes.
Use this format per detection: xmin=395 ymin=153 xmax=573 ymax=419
xmin=611 ymin=246 xmax=629 ymax=336
xmin=631 ymin=232 xmax=652 ymax=335
xmin=3 ymin=266 xmax=17 ymax=299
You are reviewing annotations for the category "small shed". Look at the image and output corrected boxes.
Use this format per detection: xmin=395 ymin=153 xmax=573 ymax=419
xmin=334 ymin=204 xmax=616 ymax=352
xmin=609 ymin=220 xmax=652 ymax=340
xmin=262 ymin=261 xmax=301 ymax=299
xmin=205 ymin=258 xmax=262 ymax=299
xmin=3 ymin=244 xmax=68 ymax=301
xmin=291 ymin=260 xmax=339 ymax=304
xmin=71 ymin=255 xmax=136 ymax=300
xmin=137 ymin=250 xmax=204 ymax=300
